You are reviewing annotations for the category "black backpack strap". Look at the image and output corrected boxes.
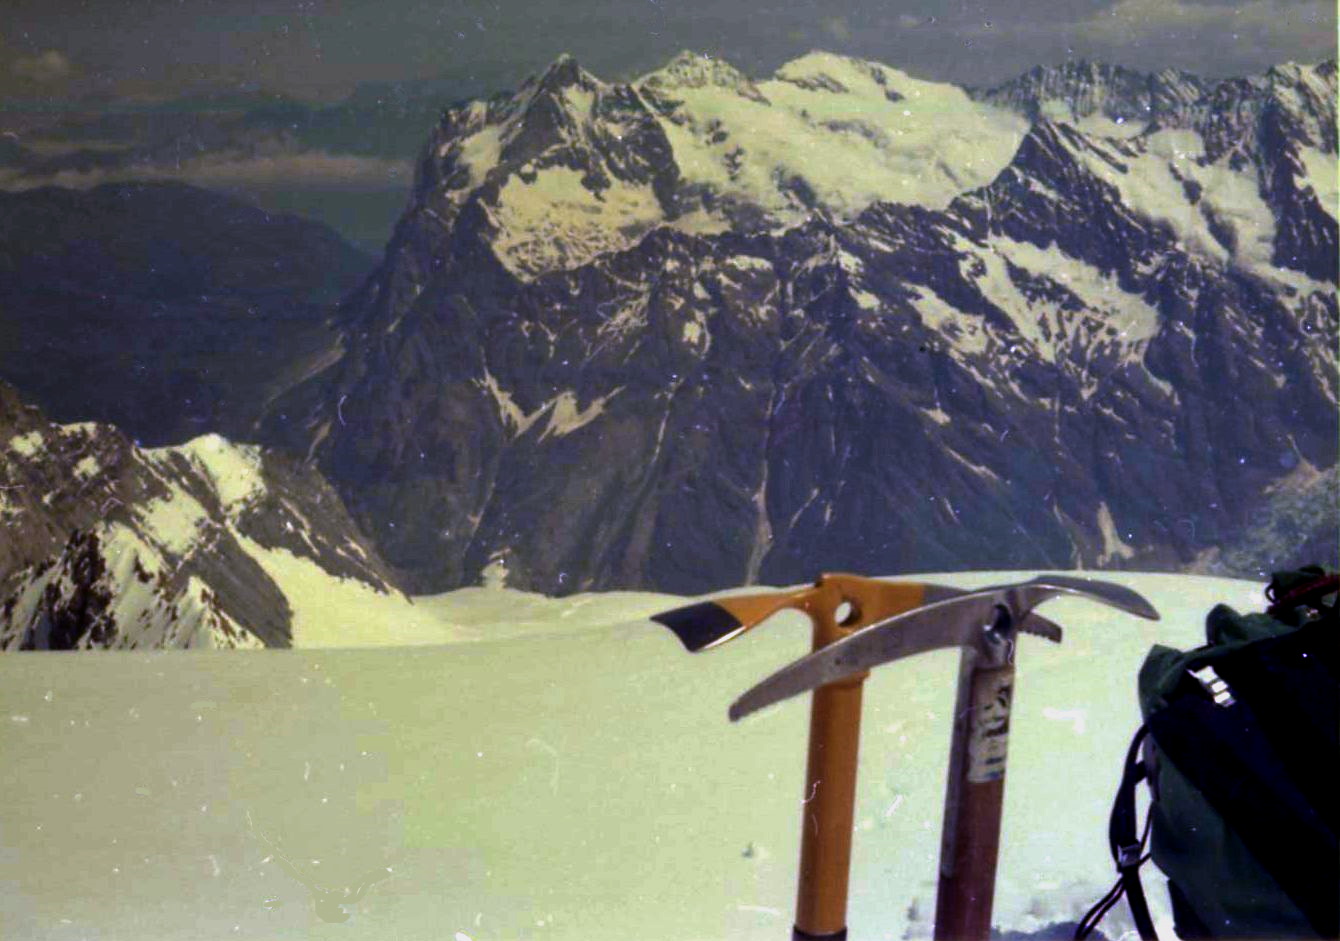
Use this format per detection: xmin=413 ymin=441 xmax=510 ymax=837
xmin=1111 ymin=726 xmax=1159 ymax=941
xmin=1076 ymin=726 xmax=1159 ymax=941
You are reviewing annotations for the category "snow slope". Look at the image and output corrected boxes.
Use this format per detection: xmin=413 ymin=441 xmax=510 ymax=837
xmin=0 ymin=571 xmax=1266 ymax=940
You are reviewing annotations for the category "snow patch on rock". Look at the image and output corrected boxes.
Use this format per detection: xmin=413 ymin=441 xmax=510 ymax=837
xmin=173 ymin=434 xmax=266 ymax=511
xmin=7 ymin=430 xmax=43 ymax=458
xmin=490 ymin=166 xmax=664 ymax=279
xmin=1095 ymin=502 xmax=1137 ymax=566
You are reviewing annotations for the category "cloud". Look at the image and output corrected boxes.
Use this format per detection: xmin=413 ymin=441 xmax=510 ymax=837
xmin=822 ymin=16 xmax=853 ymax=42
xmin=11 ymin=50 xmax=72 ymax=83
xmin=935 ymin=0 xmax=1333 ymax=82
xmin=170 ymin=152 xmax=413 ymax=189
xmin=1077 ymin=0 xmax=1333 ymax=52
xmin=0 ymin=150 xmax=413 ymax=193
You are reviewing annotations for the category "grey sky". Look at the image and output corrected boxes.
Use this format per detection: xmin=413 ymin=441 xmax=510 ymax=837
xmin=1 ymin=0 xmax=1334 ymax=104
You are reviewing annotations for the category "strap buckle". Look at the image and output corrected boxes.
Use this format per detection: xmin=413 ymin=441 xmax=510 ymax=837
xmin=1117 ymin=842 xmax=1144 ymax=870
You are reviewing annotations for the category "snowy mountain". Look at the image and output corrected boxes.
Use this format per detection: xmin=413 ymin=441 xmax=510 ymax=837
xmin=0 ymin=383 xmax=403 ymax=649
xmin=398 ymin=51 xmax=1027 ymax=282
xmin=248 ymin=51 xmax=1333 ymax=595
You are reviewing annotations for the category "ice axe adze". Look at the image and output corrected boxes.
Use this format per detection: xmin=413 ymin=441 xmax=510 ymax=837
xmin=651 ymin=573 xmax=1067 ymax=941
xmin=730 ymin=574 xmax=1159 ymax=941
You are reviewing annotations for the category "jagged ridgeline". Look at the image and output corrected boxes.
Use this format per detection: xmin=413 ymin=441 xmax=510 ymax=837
xmin=258 ymin=51 xmax=1336 ymax=595
xmin=0 ymin=384 xmax=405 ymax=650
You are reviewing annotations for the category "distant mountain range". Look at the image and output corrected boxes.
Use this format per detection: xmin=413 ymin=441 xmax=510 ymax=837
xmin=0 ymin=79 xmax=464 ymax=253
xmin=0 ymin=75 xmax=470 ymax=171
xmin=969 ymin=59 xmax=1211 ymax=129
xmin=258 ymin=51 xmax=1336 ymax=594
xmin=1 ymin=52 xmax=1335 ymax=639
xmin=0 ymin=181 xmax=372 ymax=446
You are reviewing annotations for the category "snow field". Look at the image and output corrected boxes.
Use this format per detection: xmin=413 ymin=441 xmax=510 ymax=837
xmin=1075 ymin=128 xmax=1333 ymax=298
xmin=171 ymin=435 xmax=266 ymax=511
xmin=1298 ymin=145 xmax=1338 ymax=220
xmin=640 ymin=52 xmax=1027 ymax=222
xmin=446 ymin=50 xmax=1033 ymax=279
xmin=0 ymin=572 xmax=1264 ymax=940
xmin=490 ymin=166 xmax=664 ymax=278
xmin=7 ymin=429 xmax=44 ymax=457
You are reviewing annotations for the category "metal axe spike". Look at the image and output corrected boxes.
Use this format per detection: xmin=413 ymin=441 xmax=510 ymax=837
xmin=651 ymin=573 xmax=1067 ymax=941
xmin=726 ymin=574 xmax=1159 ymax=941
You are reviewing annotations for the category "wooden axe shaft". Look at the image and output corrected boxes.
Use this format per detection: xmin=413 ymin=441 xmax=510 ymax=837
xmin=934 ymin=651 xmax=1015 ymax=941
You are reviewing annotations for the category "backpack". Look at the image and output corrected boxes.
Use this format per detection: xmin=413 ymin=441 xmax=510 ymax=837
xmin=1076 ymin=566 xmax=1339 ymax=941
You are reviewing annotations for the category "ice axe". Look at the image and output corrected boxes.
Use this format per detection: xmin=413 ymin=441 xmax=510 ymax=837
xmin=729 ymin=574 xmax=1159 ymax=941
xmin=651 ymin=573 xmax=1068 ymax=941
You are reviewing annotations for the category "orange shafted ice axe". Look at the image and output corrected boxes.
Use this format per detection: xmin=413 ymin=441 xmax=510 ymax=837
xmin=657 ymin=574 xmax=955 ymax=939
xmin=654 ymin=574 xmax=1159 ymax=941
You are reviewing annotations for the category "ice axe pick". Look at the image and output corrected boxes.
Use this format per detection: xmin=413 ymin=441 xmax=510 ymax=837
xmin=728 ymin=574 xmax=1159 ymax=941
xmin=652 ymin=573 xmax=1068 ymax=941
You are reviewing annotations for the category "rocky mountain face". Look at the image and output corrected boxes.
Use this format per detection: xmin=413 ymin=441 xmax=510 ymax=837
xmin=976 ymin=60 xmax=1339 ymax=280
xmin=969 ymin=60 xmax=1210 ymax=133
xmin=0 ymin=181 xmax=371 ymax=447
xmin=243 ymin=51 xmax=1335 ymax=595
xmin=0 ymin=383 xmax=399 ymax=649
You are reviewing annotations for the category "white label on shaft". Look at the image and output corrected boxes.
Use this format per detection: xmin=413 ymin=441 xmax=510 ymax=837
xmin=966 ymin=671 xmax=1013 ymax=783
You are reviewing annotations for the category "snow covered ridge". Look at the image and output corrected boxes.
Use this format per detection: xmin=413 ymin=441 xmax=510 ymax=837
xmin=0 ymin=384 xmax=404 ymax=650
xmin=409 ymin=49 xmax=1335 ymax=281
xmin=416 ymin=49 xmax=1030 ymax=279
xmin=968 ymin=60 xmax=1209 ymax=137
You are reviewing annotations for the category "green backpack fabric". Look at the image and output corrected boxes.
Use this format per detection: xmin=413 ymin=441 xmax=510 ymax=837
xmin=1078 ymin=567 xmax=1339 ymax=941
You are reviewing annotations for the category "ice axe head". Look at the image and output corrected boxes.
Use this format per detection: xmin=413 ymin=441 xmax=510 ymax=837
xmin=651 ymin=572 xmax=936 ymax=652
xmin=728 ymin=574 xmax=1160 ymax=722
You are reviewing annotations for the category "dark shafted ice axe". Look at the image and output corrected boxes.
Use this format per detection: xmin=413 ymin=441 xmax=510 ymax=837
xmin=654 ymin=574 xmax=1158 ymax=941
